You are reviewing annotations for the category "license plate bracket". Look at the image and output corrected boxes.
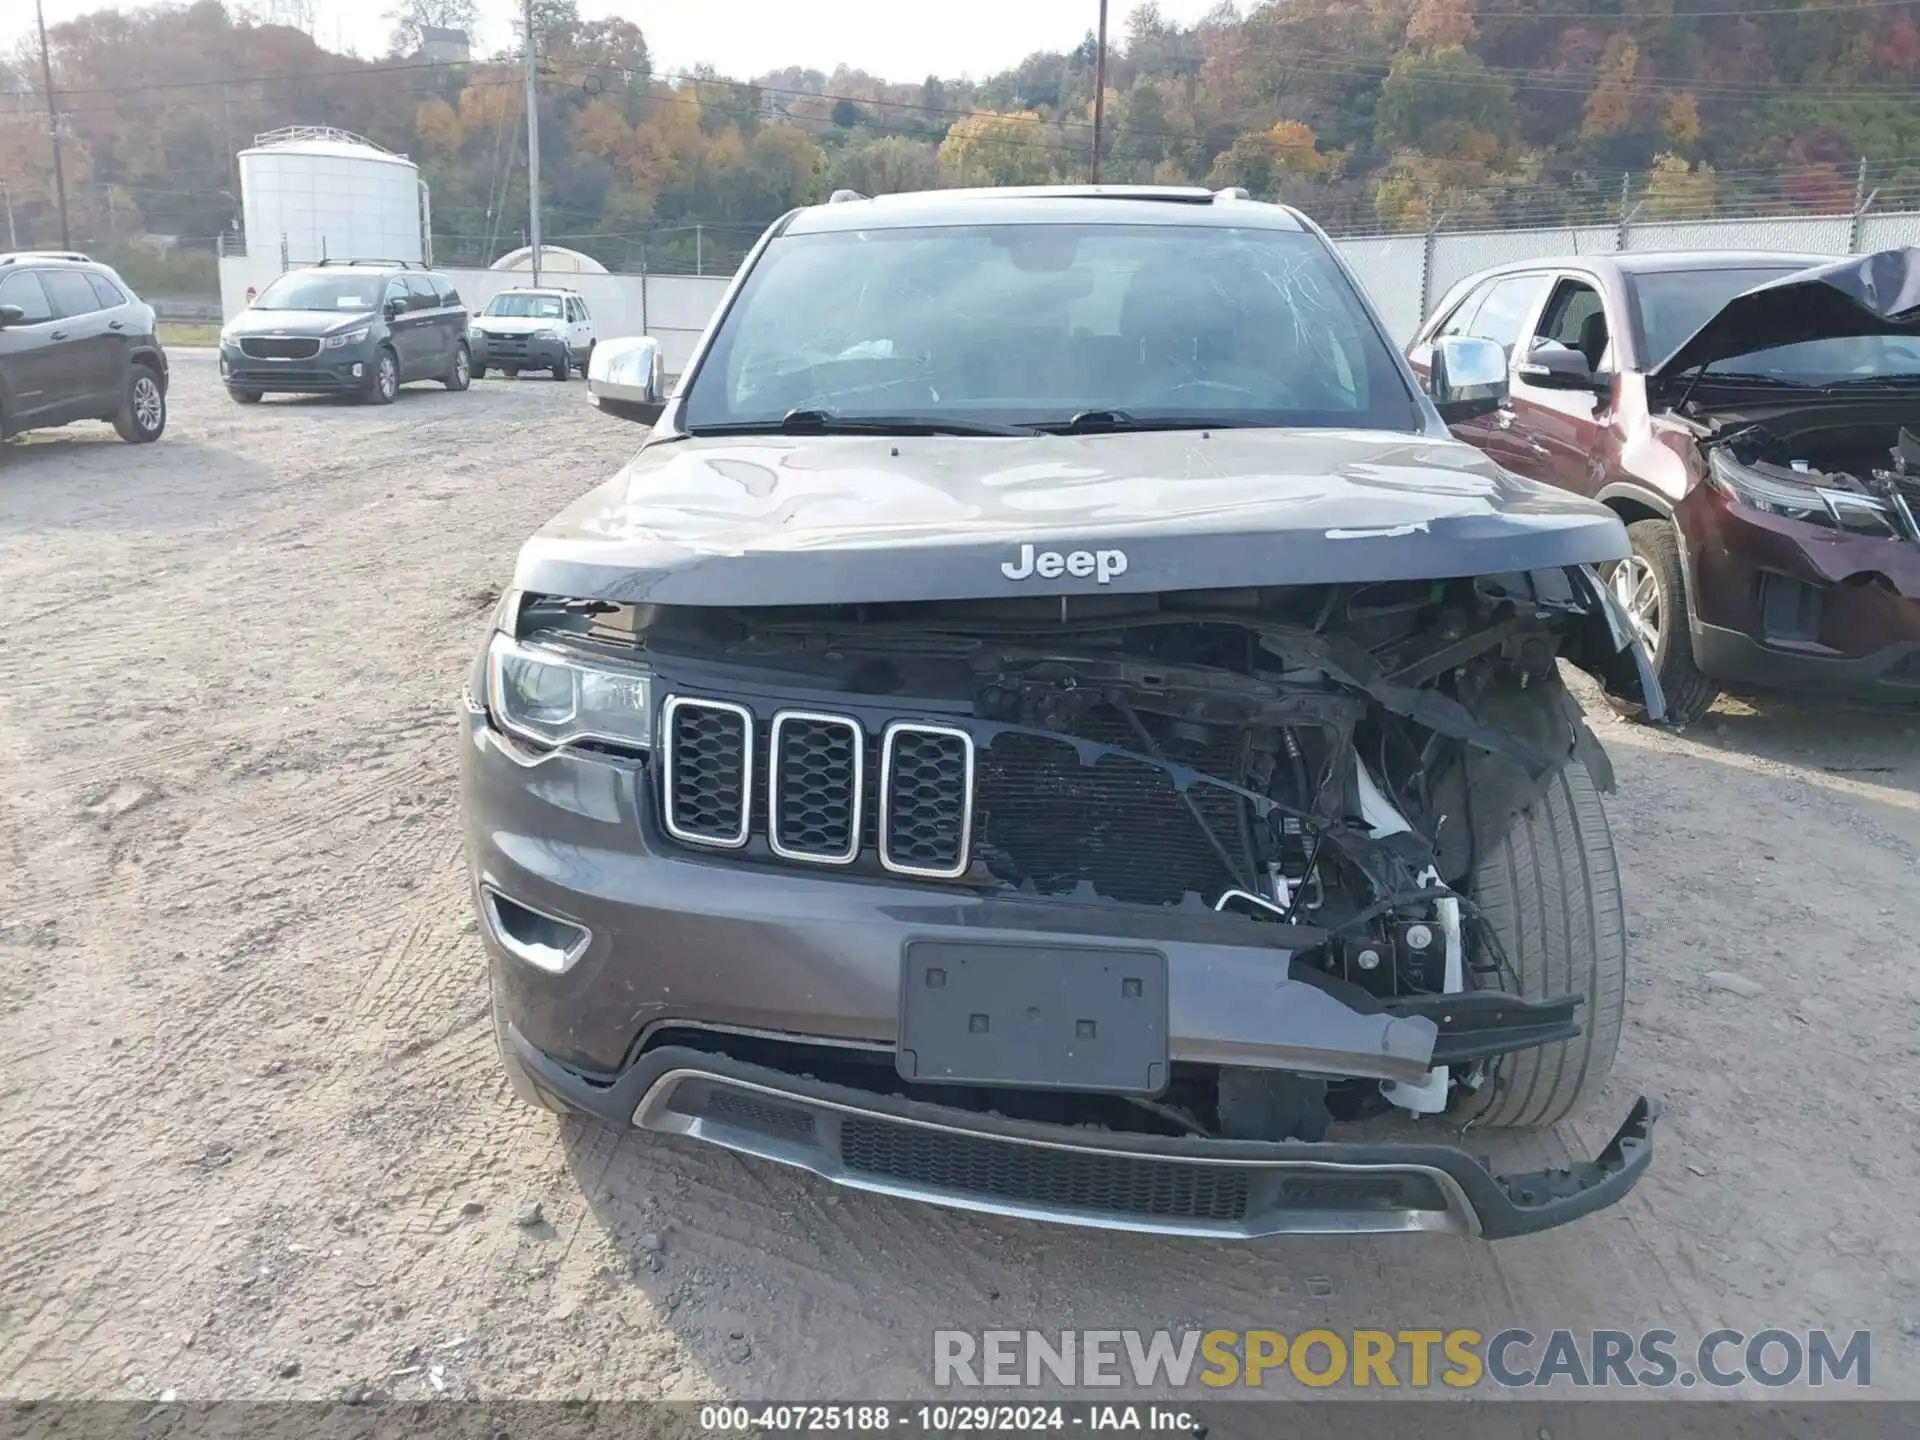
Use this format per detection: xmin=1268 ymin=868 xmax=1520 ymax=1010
xmin=897 ymin=940 xmax=1169 ymax=1095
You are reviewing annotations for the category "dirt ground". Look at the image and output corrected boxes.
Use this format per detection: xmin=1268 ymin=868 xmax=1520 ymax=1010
xmin=2 ymin=355 xmax=1918 ymax=1405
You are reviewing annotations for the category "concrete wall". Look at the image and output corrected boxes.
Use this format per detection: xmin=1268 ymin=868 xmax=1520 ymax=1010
xmin=219 ymin=256 xmax=732 ymax=374
xmin=1341 ymin=210 xmax=1900 ymax=345
xmin=223 ymin=205 xmax=1920 ymax=362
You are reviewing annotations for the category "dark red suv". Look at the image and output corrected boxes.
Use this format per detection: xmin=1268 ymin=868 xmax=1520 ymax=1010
xmin=1410 ymin=248 xmax=1920 ymax=721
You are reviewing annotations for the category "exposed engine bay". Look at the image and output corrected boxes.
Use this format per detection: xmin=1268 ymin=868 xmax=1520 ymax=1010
xmin=515 ymin=566 xmax=1647 ymax=1138
xmin=1708 ymin=411 xmax=1920 ymax=542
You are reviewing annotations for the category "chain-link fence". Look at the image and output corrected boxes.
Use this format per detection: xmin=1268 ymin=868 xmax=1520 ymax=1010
xmin=425 ymin=224 xmax=764 ymax=276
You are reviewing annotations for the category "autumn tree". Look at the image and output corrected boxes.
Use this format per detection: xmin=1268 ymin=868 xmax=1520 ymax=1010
xmin=22 ymin=0 xmax=1914 ymax=271
xmin=829 ymin=135 xmax=945 ymax=196
xmin=1580 ymin=38 xmax=1640 ymax=143
xmin=1206 ymin=120 xmax=1326 ymax=198
xmin=1643 ymin=152 xmax=1716 ymax=218
xmin=939 ymin=110 xmax=1051 ymax=186
xmin=1375 ymin=47 xmax=1512 ymax=161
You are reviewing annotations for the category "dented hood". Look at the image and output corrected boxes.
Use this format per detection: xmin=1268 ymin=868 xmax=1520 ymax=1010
xmin=512 ymin=429 xmax=1628 ymax=605
xmin=1648 ymin=247 xmax=1920 ymax=393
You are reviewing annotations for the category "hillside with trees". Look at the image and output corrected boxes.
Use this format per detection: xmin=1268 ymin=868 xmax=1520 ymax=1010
xmin=4 ymin=0 xmax=1918 ymax=282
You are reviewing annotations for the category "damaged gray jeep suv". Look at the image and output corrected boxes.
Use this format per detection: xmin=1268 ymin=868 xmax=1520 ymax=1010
xmin=460 ymin=186 xmax=1665 ymax=1240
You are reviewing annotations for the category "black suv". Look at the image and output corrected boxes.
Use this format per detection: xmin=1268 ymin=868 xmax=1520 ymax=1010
xmin=219 ymin=260 xmax=471 ymax=404
xmin=0 ymin=251 xmax=169 ymax=445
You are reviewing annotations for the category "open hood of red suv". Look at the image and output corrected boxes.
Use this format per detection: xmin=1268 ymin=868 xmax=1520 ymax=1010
xmin=1647 ymin=246 xmax=1920 ymax=394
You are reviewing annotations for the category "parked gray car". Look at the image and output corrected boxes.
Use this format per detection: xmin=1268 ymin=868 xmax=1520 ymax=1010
xmin=219 ymin=260 xmax=471 ymax=404
xmin=461 ymin=185 xmax=1664 ymax=1240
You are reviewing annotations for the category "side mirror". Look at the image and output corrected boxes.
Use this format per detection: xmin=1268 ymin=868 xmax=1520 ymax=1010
xmin=1515 ymin=339 xmax=1608 ymax=394
xmin=587 ymin=335 xmax=667 ymax=426
xmin=384 ymin=297 xmax=407 ymax=319
xmin=1429 ymin=335 xmax=1508 ymax=424
xmin=0 ymin=303 xmax=26 ymax=329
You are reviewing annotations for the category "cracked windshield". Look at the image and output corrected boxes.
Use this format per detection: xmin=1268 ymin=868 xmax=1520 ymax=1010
xmin=685 ymin=222 xmax=1418 ymax=432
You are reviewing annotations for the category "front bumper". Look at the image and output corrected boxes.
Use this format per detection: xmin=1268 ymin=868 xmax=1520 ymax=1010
xmin=463 ymin=703 xmax=1656 ymax=1237
xmin=219 ymin=341 xmax=374 ymax=394
xmin=507 ymin=1032 xmax=1658 ymax=1239
xmin=464 ymin=708 xmax=1448 ymax=1081
xmin=472 ymin=332 xmax=565 ymax=368
xmin=1681 ymin=482 xmax=1920 ymax=699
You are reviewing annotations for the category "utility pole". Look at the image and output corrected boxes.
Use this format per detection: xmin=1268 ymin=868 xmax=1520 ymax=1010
xmin=2 ymin=182 xmax=17 ymax=249
xmin=36 ymin=0 xmax=71 ymax=251
xmin=1090 ymin=0 xmax=1109 ymax=184
xmin=523 ymin=0 xmax=542 ymax=286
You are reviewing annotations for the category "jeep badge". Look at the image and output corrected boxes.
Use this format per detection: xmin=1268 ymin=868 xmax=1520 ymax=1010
xmin=1000 ymin=544 xmax=1129 ymax=585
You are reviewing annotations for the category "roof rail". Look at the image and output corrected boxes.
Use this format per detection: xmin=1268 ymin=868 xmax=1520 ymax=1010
xmin=1 ymin=250 xmax=93 ymax=266
xmin=828 ymin=189 xmax=867 ymax=203
xmin=312 ymin=258 xmax=426 ymax=269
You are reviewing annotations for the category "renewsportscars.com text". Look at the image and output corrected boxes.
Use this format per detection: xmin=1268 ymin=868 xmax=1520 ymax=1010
xmin=933 ymin=1328 xmax=1871 ymax=1390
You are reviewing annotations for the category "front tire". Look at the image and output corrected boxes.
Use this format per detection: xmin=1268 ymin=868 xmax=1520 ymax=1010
xmin=551 ymin=348 xmax=571 ymax=382
xmin=577 ymin=342 xmax=593 ymax=376
xmin=361 ymin=347 xmax=399 ymax=406
xmin=1457 ymin=759 xmax=1627 ymax=1130
xmin=471 ymin=360 xmax=488 ymax=380
xmin=114 ymin=365 xmax=167 ymax=443
xmin=228 ymin=387 xmax=263 ymax=405
xmin=1607 ymin=519 xmax=1719 ymax=725
xmin=444 ymin=342 xmax=471 ymax=391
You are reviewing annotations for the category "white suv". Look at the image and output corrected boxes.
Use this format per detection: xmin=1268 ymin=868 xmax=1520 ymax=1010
xmin=470 ymin=288 xmax=596 ymax=381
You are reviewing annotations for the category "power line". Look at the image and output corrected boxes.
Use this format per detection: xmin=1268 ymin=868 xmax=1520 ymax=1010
xmin=1417 ymin=0 xmax=1914 ymax=15
xmin=25 ymin=30 xmax=1920 ymax=116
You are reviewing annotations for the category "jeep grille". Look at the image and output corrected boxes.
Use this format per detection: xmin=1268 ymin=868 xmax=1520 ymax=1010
xmin=654 ymin=694 xmax=1238 ymax=904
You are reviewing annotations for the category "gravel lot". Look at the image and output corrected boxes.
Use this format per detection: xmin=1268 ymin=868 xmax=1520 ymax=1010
xmin=2 ymin=355 xmax=1918 ymax=1403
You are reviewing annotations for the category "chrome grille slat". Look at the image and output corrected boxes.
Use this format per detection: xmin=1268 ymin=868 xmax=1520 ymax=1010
xmin=659 ymin=699 xmax=976 ymax=877
xmin=768 ymin=710 xmax=863 ymax=865
xmin=878 ymin=722 xmax=974 ymax=879
xmin=660 ymin=696 xmax=753 ymax=848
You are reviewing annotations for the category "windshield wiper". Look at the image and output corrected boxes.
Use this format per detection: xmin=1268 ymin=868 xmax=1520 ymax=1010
xmin=1034 ymin=408 xmax=1253 ymax=434
xmin=1811 ymin=373 xmax=1920 ymax=393
xmin=1673 ymin=368 xmax=1808 ymax=410
xmin=687 ymin=408 xmax=1036 ymax=438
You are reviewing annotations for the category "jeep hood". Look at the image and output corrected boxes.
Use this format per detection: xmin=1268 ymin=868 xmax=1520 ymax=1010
xmin=1647 ymin=246 xmax=1920 ymax=394
xmin=512 ymin=430 xmax=1629 ymax=606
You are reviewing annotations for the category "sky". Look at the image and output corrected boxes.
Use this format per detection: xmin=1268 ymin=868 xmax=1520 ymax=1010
xmin=13 ymin=0 xmax=1227 ymax=84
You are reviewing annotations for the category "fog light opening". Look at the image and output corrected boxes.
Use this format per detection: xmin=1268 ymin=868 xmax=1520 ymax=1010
xmin=481 ymin=886 xmax=590 ymax=973
xmin=351 ymin=362 xmax=364 ymax=378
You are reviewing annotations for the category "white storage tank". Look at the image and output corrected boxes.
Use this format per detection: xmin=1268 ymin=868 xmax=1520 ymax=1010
xmin=239 ymin=127 xmax=427 ymax=266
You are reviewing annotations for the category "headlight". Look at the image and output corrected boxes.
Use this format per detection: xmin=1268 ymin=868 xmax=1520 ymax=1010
xmin=533 ymin=327 xmax=559 ymax=340
xmin=1708 ymin=450 xmax=1903 ymax=540
xmin=324 ymin=326 xmax=371 ymax=350
xmin=485 ymin=633 xmax=653 ymax=750
xmin=470 ymin=326 xmax=489 ymax=338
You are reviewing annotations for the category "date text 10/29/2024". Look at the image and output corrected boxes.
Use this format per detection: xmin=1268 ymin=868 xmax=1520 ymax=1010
xmin=697 ymin=1405 xmax=1200 ymax=1434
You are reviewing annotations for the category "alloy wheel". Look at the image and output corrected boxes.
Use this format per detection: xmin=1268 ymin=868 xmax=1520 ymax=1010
xmin=1610 ymin=554 xmax=1662 ymax=656
xmin=132 ymin=375 xmax=163 ymax=433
